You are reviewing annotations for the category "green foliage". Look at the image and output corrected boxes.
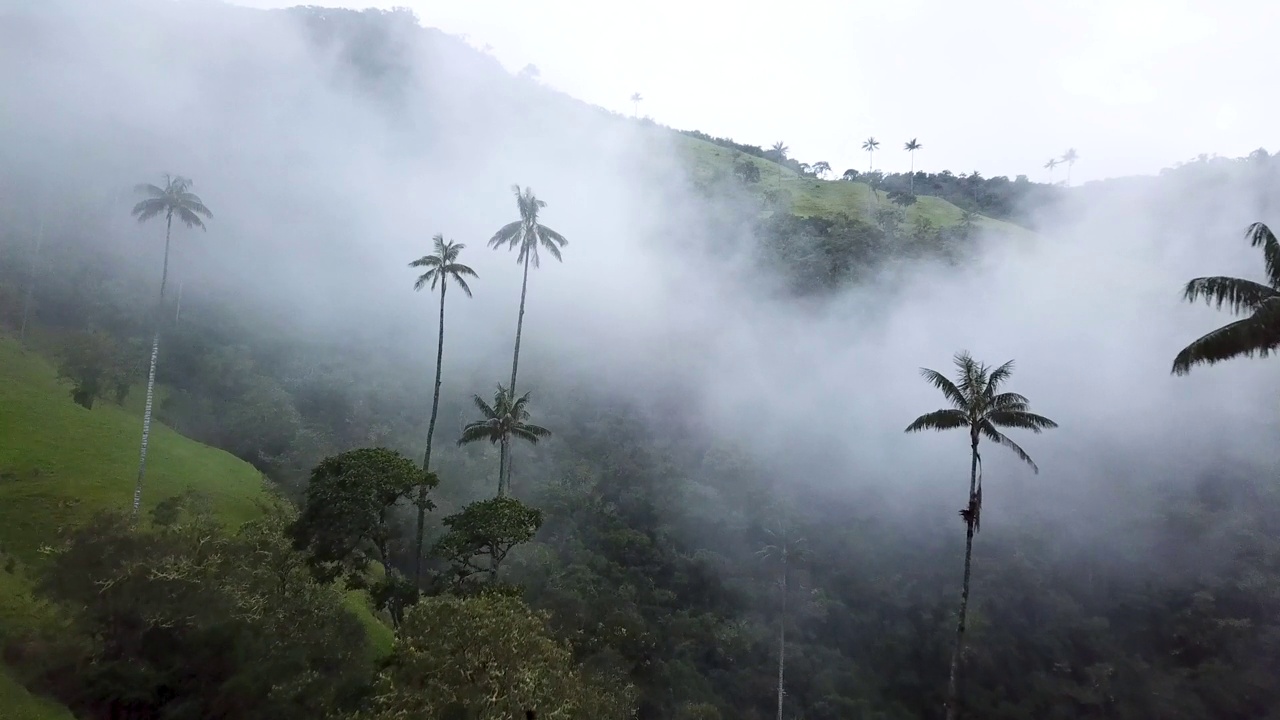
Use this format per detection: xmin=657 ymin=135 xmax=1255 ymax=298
xmin=357 ymin=593 xmax=635 ymax=720
xmin=53 ymin=329 xmax=139 ymax=409
xmin=1172 ymin=222 xmax=1280 ymax=375
xmin=459 ymin=385 xmax=552 ymax=496
xmin=290 ymin=447 xmax=432 ymax=585
xmin=433 ymin=496 xmax=544 ymax=586
xmin=23 ymin=498 xmax=372 ymax=720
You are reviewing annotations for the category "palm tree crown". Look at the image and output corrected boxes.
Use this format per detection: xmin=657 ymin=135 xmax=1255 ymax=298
xmin=458 ymin=384 xmax=551 ymax=496
xmin=904 ymin=138 xmax=922 ymax=152
xmin=488 ymin=185 xmax=567 ymax=269
xmin=1172 ymin=223 xmax=1280 ymax=375
xmin=459 ymin=385 xmax=550 ymax=448
xmin=862 ymin=137 xmax=880 ymax=152
xmin=411 ymin=234 xmax=477 ymax=295
xmin=1044 ymin=158 xmax=1060 ymax=171
xmin=905 ymin=351 xmax=1057 ymax=474
xmin=131 ymin=174 xmax=212 ymax=229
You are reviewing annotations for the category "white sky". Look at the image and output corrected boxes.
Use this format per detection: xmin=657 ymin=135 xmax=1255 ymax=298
xmin=234 ymin=0 xmax=1278 ymax=183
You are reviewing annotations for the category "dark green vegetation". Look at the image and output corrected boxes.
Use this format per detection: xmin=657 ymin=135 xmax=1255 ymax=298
xmin=3 ymin=1 xmax=1280 ymax=719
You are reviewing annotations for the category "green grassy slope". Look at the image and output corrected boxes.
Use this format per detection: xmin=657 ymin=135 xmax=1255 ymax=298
xmin=0 ymin=336 xmax=391 ymax=716
xmin=675 ymin=134 xmax=1026 ymax=235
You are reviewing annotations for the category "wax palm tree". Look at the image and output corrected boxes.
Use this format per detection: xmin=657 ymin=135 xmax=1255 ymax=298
xmin=862 ymin=136 xmax=880 ymax=171
xmin=757 ymin=523 xmax=807 ymax=720
xmin=630 ymin=92 xmax=643 ymax=117
xmin=458 ymin=384 xmax=551 ymax=497
xmin=489 ymin=185 xmax=567 ymax=400
xmin=1172 ymin=223 xmax=1280 ymax=375
xmin=1061 ymin=148 xmax=1079 ymax=185
xmin=409 ymin=234 xmax=477 ymax=583
xmin=769 ymin=142 xmax=789 ymax=161
xmin=904 ymin=138 xmax=922 ymax=192
xmin=129 ymin=174 xmax=211 ymax=519
xmin=1044 ymin=157 xmax=1060 ymax=184
xmin=904 ymin=352 xmax=1057 ymax=720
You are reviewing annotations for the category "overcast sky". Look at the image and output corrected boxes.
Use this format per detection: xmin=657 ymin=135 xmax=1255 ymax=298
xmin=235 ymin=0 xmax=1275 ymax=184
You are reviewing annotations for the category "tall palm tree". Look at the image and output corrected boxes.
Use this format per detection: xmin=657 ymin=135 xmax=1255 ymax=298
xmin=862 ymin=136 xmax=880 ymax=172
xmin=769 ymin=142 xmax=789 ymax=161
xmin=1043 ymin=157 xmax=1060 ymax=184
xmin=1061 ymin=148 xmax=1079 ymax=186
xmin=457 ymin=384 xmax=550 ymax=497
xmin=904 ymin=352 xmax=1057 ymax=720
xmin=757 ymin=523 xmax=806 ymax=720
xmin=409 ymin=234 xmax=477 ymax=583
xmin=489 ymin=186 xmax=567 ymax=400
xmin=630 ymin=92 xmax=643 ymax=117
xmin=904 ymin=138 xmax=922 ymax=192
xmin=1172 ymin=222 xmax=1280 ymax=375
xmin=129 ymin=174 xmax=211 ymax=519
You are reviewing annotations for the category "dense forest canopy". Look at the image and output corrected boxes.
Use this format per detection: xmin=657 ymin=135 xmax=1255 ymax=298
xmin=2 ymin=1 xmax=1280 ymax=719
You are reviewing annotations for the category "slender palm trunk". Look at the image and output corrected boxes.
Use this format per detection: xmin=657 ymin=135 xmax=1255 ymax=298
xmin=414 ymin=281 xmax=448 ymax=584
xmin=776 ymin=553 xmax=787 ymax=720
xmin=503 ymin=251 xmax=532 ymax=494
xmin=1066 ymin=163 xmax=1073 ymax=187
xmin=497 ymin=434 xmax=510 ymax=497
xmin=19 ymin=212 xmax=45 ymax=342
xmin=909 ymin=152 xmax=916 ymax=194
xmin=944 ymin=436 xmax=980 ymax=720
xmin=132 ymin=212 xmax=173 ymax=519
xmin=174 ymin=281 xmax=183 ymax=322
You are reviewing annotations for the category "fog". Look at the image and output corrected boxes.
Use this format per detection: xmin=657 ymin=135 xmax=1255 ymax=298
xmin=3 ymin=0 xmax=1278 ymax=549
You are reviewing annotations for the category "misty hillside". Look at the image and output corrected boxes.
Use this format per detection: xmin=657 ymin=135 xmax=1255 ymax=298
xmin=2 ymin=1 xmax=1280 ymax=719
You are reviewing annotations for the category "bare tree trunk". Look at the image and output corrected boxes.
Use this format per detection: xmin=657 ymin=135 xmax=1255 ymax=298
xmin=132 ymin=212 xmax=173 ymax=520
xmin=414 ymin=281 xmax=448 ymax=584
xmin=497 ymin=434 xmax=510 ymax=497
xmin=944 ymin=437 xmax=981 ymax=720
xmin=19 ymin=212 xmax=45 ymax=341
xmin=503 ymin=251 xmax=532 ymax=494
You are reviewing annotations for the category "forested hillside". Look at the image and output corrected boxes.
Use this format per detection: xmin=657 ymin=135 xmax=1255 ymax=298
xmin=2 ymin=1 xmax=1280 ymax=719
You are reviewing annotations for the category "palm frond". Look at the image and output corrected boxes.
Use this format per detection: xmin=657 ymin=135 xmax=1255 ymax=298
xmin=904 ymin=408 xmax=968 ymax=433
xmin=135 ymin=183 xmax=165 ymax=198
xmin=131 ymin=198 xmax=167 ymax=223
xmin=980 ymin=421 xmax=1039 ymax=473
xmin=511 ymin=424 xmax=551 ymax=444
xmin=1182 ymin=276 xmax=1277 ymax=315
xmin=488 ymin=221 xmax=523 ymax=250
xmin=988 ymin=392 xmax=1030 ymax=411
xmin=919 ymin=367 xmax=967 ymax=410
xmin=412 ymin=270 xmax=439 ymax=292
xmin=178 ymin=194 xmax=212 ymax=219
xmin=451 ymin=273 xmax=474 ymax=297
xmin=472 ymin=394 xmax=496 ymax=418
xmin=175 ymin=206 xmax=207 ymax=230
xmin=988 ymin=410 xmax=1057 ymax=433
xmin=408 ymin=255 xmax=442 ymax=269
xmin=458 ymin=423 xmax=498 ymax=446
xmin=1246 ymin=222 xmax=1280 ymax=289
xmin=985 ymin=359 xmax=1015 ymax=392
xmin=1171 ymin=299 xmax=1280 ymax=375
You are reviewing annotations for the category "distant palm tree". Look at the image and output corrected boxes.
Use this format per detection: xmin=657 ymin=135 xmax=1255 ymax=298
xmin=770 ymin=142 xmax=789 ymax=161
xmin=1061 ymin=148 xmax=1079 ymax=185
xmin=630 ymin=92 xmax=643 ymax=117
xmin=904 ymin=138 xmax=923 ymax=192
xmin=490 ymin=185 xmax=568 ymax=402
xmin=758 ymin=523 xmax=807 ymax=720
xmin=129 ymin=174 xmax=212 ymax=519
xmin=458 ymin=384 xmax=551 ymax=497
xmin=862 ymin=137 xmax=880 ymax=172
xmin=409 ymin=234 xmax=477 ymax=583
xmin=905 ymin=352 xmax=1057 ymax=720
xmin=1172 ymin=223 xmax=1280 ymax=375
xmin=1043 ymin=157 xmax=1060 ymax=184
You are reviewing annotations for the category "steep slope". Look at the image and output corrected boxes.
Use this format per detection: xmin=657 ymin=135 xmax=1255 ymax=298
xmin=0 ymin=336 xmax=392 ymax=715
